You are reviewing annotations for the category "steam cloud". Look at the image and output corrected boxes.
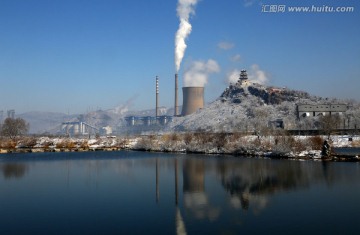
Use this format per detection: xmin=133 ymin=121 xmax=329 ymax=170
xmin=110 ymin=95 xmax=138 ymax=115
xmin=175 ymin=0 xmax=199 ymax=72
xmin=183 ymin=59 xmax=220 ymax=87
xmin=227 ymin=69 xmax=242 ymax=84
xmin=249 ymin=64 xmax=268 ymax=84
xmin=227 ymin=64 xmax=269 ymax=85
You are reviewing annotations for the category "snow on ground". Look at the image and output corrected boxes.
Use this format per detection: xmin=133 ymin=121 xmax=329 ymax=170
xmin=331 ymin=135 xmax=360 ymax=147
xmin=169 ymin=100 xmax=251 ymax=132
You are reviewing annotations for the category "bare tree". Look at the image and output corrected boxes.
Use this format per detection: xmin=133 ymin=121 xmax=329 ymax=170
xmin=0 ymin=118 xmax=29 ymax=139
xmin=318 ymin=114 xmax=341 ymax=138
xmin=251 ymin=107 xmax=272 ymax=137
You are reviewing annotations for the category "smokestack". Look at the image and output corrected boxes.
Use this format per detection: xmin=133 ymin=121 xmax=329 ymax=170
xmin=156 ymin=76 xmax=159 ymax=117
xmin=181 ymin=87 xmax=204 ymax=116
xmin=174 ymin=74 xmax=179 ymax=116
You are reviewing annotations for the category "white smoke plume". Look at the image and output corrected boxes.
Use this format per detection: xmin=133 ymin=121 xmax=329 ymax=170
xmin=110 ymin=95 xmax=138 ymax=115
xmin=226 ymin=64 xmax=269 ymax=85
xmin=248 ymin=64 xmax=269 ymax=85
xmin=175 ymin=0 xmax=199 ymax=72
xmin=183 ymin=59 xmax=220 ymax=87
xmin=226 ymin=69 xmax=241 ymax=84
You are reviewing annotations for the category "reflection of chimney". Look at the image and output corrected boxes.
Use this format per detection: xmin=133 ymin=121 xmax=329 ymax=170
xmin=175 ymin=158 xmax=179 ymax=205
xmin=156 ymin=76 xmax=159 ymax=117
xmin=175 ymin=74 xmax=179 ymax=116
xmin=156 ymin=158 xmax=159 ymax=203
xmin=181 ymin=87 xmax=204 ymax=116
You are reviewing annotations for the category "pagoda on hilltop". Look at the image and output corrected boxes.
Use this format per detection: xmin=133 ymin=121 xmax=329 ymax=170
xmin=239 ymin=69 xmax=249 ymax=86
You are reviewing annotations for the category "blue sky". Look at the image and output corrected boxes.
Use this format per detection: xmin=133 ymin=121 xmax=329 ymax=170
xmin=0 ymin=0 xmax=359 ymax=114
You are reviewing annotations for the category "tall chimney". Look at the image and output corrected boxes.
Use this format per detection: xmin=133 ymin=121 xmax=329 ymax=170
xmin=174 ymin=73 xmax=179 ymax=116
xmin=156 ymin=76 xmax=159 ymax=117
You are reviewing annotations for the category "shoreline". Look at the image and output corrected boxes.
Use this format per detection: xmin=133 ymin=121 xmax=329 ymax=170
xmin=1 ymin=134 xmax=359 ymax=161
xmin=1 ymin=146 xmax=359 ymax=162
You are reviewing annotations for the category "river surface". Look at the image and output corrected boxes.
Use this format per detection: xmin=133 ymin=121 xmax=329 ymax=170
xmin=1 ymin=151 xmax=360 ymax=235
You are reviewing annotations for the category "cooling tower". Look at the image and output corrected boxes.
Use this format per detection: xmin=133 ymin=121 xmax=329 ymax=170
xmin=181 ymin=87 xmax=204 ymax=116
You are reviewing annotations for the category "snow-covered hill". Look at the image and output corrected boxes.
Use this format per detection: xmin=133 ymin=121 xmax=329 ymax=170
xmin=169 ymin=80 xmax=358 ymax=132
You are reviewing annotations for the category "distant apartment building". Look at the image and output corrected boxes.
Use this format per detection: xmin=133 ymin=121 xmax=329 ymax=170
xmin=297 ymin=104 xmax=347 ymax=118
xmin=7 ymin=109 xmax=15 ymax=119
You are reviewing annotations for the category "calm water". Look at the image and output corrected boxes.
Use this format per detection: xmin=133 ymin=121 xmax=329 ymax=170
xmin=1 ymin=151 xmax=360 ymax=235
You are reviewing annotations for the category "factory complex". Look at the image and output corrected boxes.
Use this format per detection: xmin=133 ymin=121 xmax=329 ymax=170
xmin=60 ymin=72 xmax=205 ymax=136
xmin=58 ymin=70 xmax=352 ymax=137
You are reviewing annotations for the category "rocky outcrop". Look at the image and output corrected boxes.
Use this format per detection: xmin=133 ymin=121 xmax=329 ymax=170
xmin=221 ymin=82 xmax=311 ymax=105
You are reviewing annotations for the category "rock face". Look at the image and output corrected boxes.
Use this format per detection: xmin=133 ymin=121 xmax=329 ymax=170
xmin=221 ymin=81 xmax=311 ymax=105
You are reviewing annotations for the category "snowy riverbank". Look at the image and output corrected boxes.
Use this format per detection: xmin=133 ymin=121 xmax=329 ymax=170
xmin=1 ymin=134 xmax=360 ymax=161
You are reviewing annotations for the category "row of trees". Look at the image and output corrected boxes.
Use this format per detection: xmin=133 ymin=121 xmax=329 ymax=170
xmin=134 ymin=131 xmax=326 ymax=155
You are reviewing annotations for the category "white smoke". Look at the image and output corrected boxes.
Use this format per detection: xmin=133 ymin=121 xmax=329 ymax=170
xmin=183 ymin=59 xmax=220 ymax=87
xmin=226 ymin=69 xmax=241 ymax=84
xmin=226 ymin=64 xmax=269 ymax=85
xmin=109 ymin=95 xmax=138 ymax=115
xmin=175 ymin=0 xmax=199 ymax=72
xmin=248 ymin=64 xmax=269 ymax=85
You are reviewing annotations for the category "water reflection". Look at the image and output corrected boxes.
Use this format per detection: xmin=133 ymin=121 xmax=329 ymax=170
xmin=1 ymin=152 xmax=360 ymax=235
xmin=0 ymin=163 xmax=28 ymax=179
xmin=182 ymin=158 xmax=220 ymax=221
xmin=217 ymin=160 xmax=338 ymax=212
xmin=178 ymin=156 xmax=360 ymax=232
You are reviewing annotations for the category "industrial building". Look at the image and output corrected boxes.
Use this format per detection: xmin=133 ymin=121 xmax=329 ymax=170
xmin=61 ymin=121 xmax=99 ymax=136
xmin=297 ymin=104 xmax=348 ymax=118
xmin=125 ymin=76 xmax=174 ymax=127
xmin=0 ymin=109 xmax=15 ymax=123
xmin=124 ymin=115 xmax=173 ymax=127
xmin=7 ymin=110 xmax=15 ymax=119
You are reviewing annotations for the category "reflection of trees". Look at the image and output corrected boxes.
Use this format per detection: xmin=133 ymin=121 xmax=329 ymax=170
xmin=218 ymin=159 xmax=337 ymax=212
xmin=0 ymin=163 xmax=28 ymax=179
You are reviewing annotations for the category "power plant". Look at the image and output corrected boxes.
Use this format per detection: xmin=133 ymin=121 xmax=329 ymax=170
xmin=123 ymin=74 xmax=205 ymax=134
xmin=181 ymin=87 xmax=204 ymax=116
